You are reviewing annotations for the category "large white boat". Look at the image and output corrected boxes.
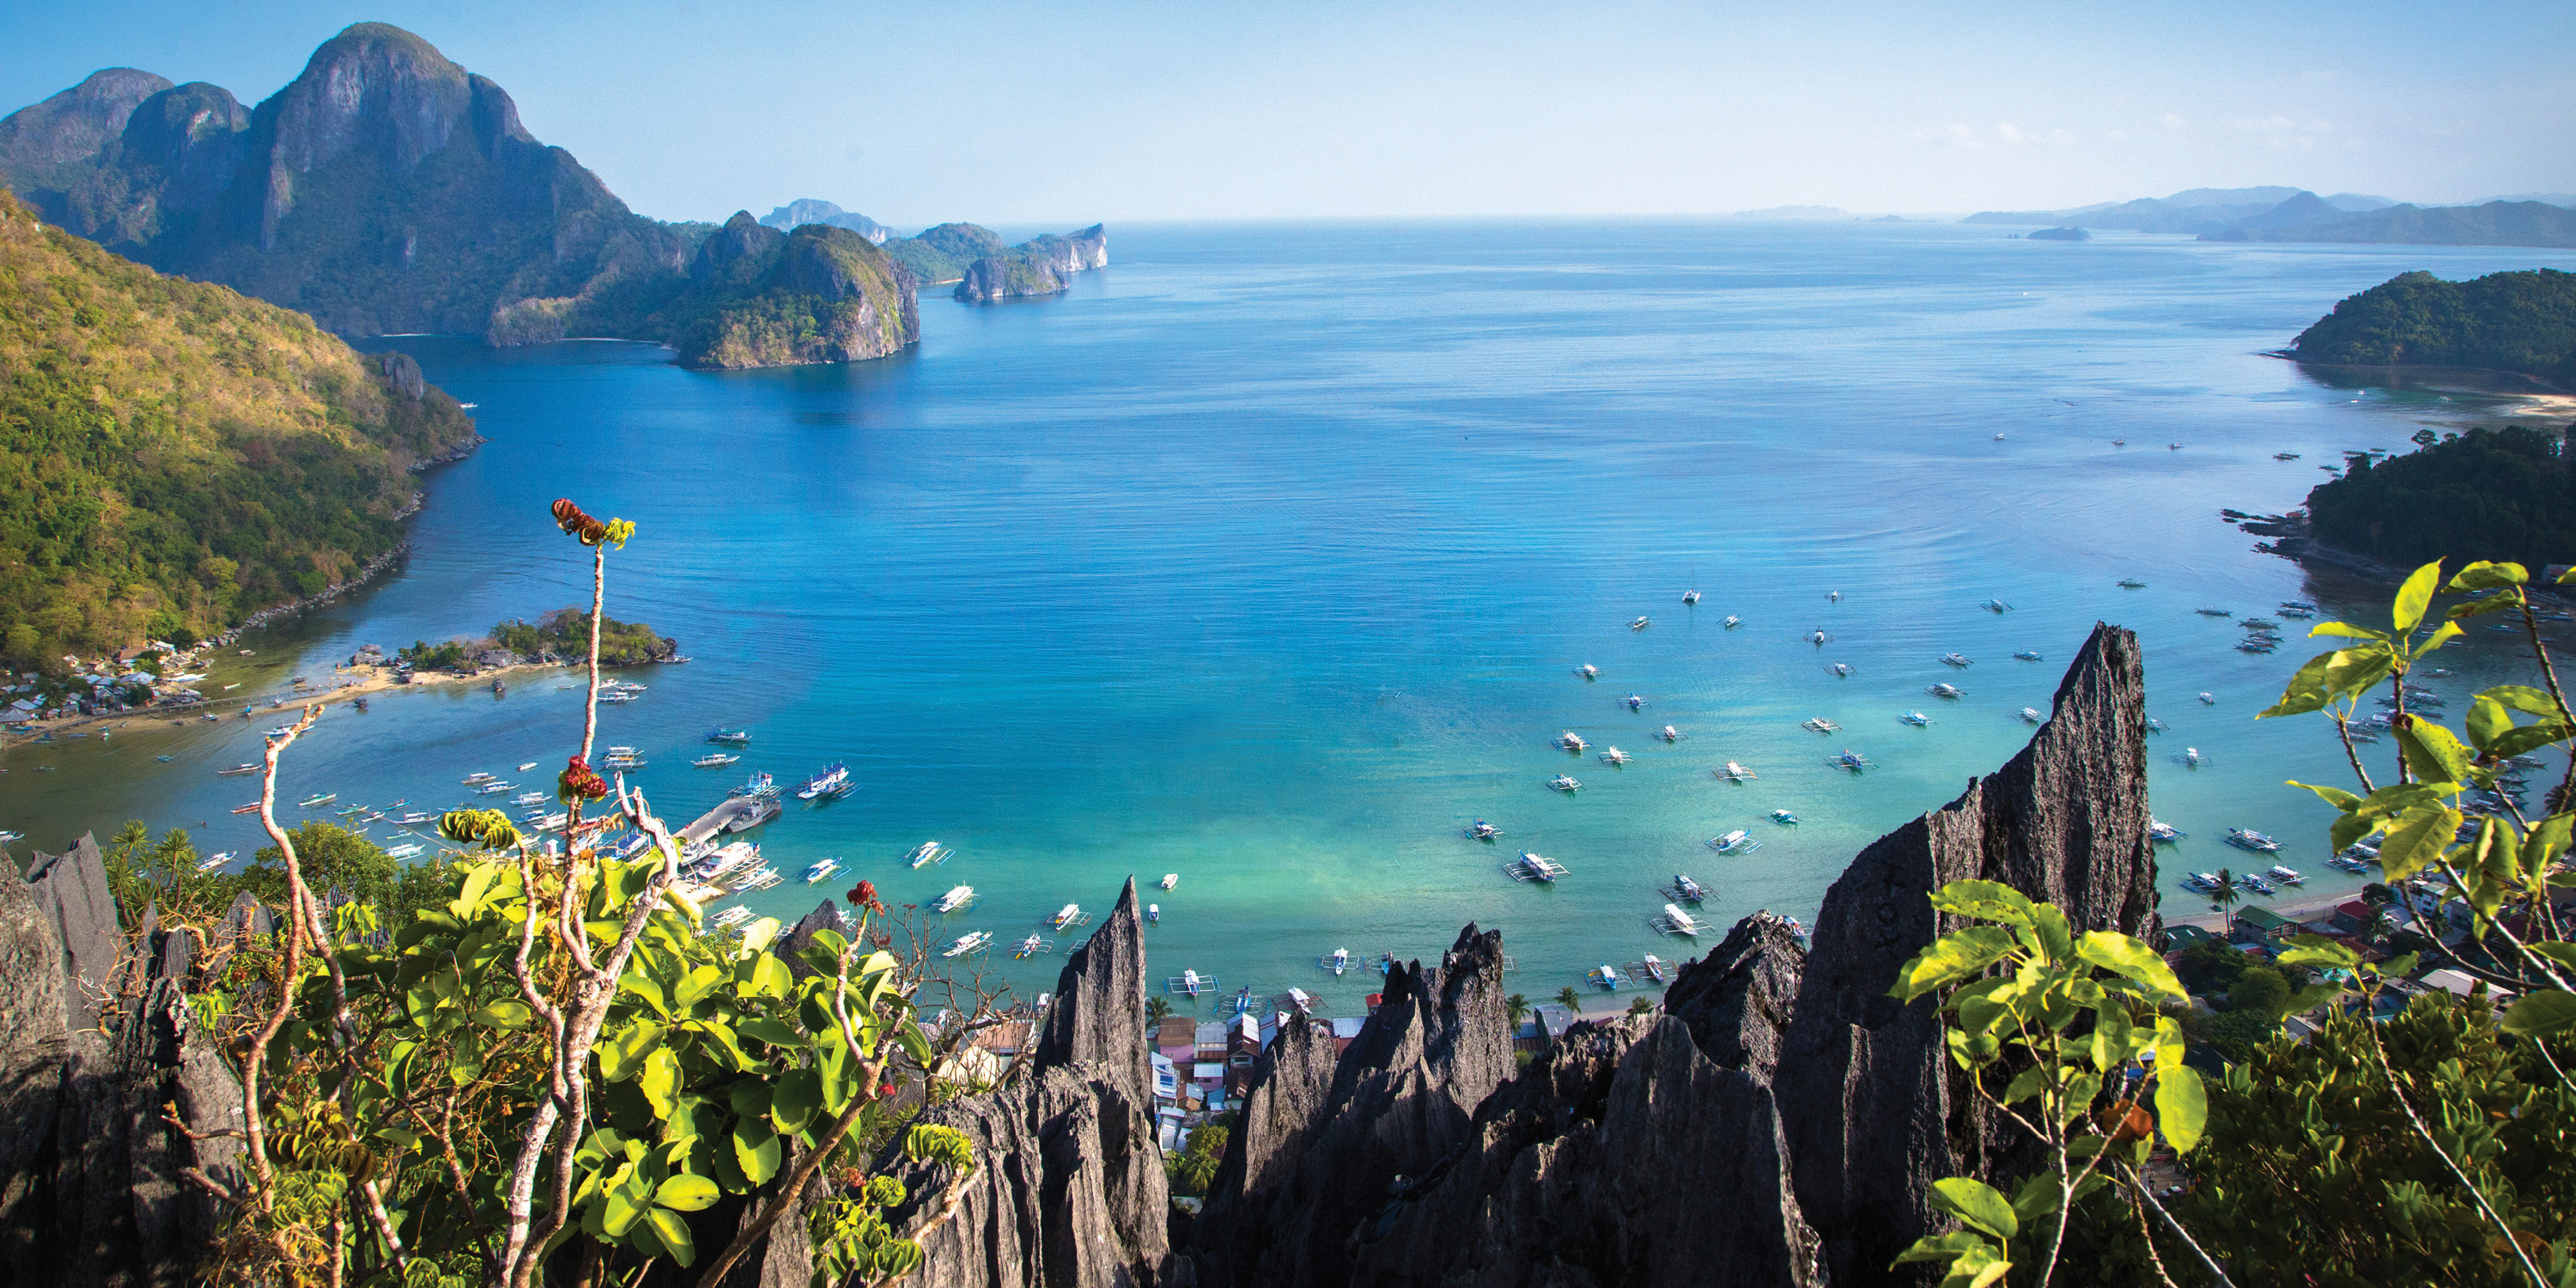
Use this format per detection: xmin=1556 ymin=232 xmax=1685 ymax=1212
xmin=690 ymin=841 xmax=761 ymax=884
xmin=933 ymin=884 xmax=976 ymax=914
xmin=795 ymin=762 xmax=850 ymax=801
xmin=1718 ymin=762 xmax=1757 ymax=781
xmin=802 ymin=859 xmax=841 ymax=884
xmin=383 ymin=842 xmax=425 ymax=860
xmin=1900 ymin=711 xmax=1932 ymax=726
xmin=1555 ymin=731 xmax=1589 ymax=751
xmin=1509 ymin=852 xmax=1568 ymax=882
xmin=1801 ymin=717 xmax=1839 ymax=732
xmin=944 ymin=932 xmax=992 ymax=958
xmin=906 ymin=841 xmax=951 ymax=868
xmin=1710 ymin=829 xmax=1761 ymax=854
xmin=1051 ymin=903 xmax=1085 ymax=930
xmin=1600 ymin=747 xmax=1631 ymax=764
xmin=1658 ymin=903 xmax=1704 ymax=936
xmin=1940 ymin=653 xmax=1972 ymax=667
xmin=1161 ymin=872 xmax=1180 ymax=890
xmin=709 ymin=907 xmax=755 ymax=930
xmin=1666 ymin=873 xmax=1707 ymax=902
xmin=1589 ymin=963 xmax=1624 ymax=989
xmin=1323 ymin=947 xmax=1351 ymax=975
xmin=1927 ymin=683 xmax=1963 ymax=699
xmin=693 ymin=752 xmax=740 ymax=769
xmin=1548 ymin=775 xmax=1581 ymax=793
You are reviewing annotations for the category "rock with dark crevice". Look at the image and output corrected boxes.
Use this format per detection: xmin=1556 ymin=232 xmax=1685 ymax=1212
xmin=1775 ymin=621 xmax=2158 ymax=1285
xmin=1034 ymin=877 xmax=1153 ymax=1108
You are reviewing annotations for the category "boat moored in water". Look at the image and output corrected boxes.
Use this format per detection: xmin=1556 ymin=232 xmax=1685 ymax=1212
xmin=1710 ymin=829 xmax=1761 ymax=854
xmin=944 ymin=932 xmax=992 ymax=958
xmin=1667 ymin=872 xmax=1708 ymax=902
xmin=1719 ymin=761 xmax=1757 ymax=781
xmin=933 ymin=884 xmax=976 ymax=913
xmin=794 ymin=762 xmax=850 ymax=800
xmin=1549 ymin=775 xmax=1581 ymax=793
xmin=802 ymin=859 xmax=841 ymax=884
xmin=1508 ymin=852 xmax=1569 ymax=882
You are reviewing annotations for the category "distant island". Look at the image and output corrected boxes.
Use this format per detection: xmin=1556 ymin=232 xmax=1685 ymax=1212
xmin=2290 ymin=268 xmax=2576 ymax=387
xmin=2024 ymin=226 xmax=2088 ymax=241
xmin=398 ymin=608 xmax=677 ymax=672
xmin=0 ymin=188 xmax=477 ymax=668
xmin=1965 ymin=185 xmax=2575 ymax=248
xmin=0 ymin=25 xmax=1106 ymax=367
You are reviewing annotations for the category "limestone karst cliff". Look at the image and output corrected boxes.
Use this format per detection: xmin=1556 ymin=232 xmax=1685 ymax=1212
xmin=953 ymin=225 xmax=1110 ymax=303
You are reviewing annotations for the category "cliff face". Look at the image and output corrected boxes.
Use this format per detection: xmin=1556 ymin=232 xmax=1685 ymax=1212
xmin=0 ymin=835 xmax=249 ymax=1288
xmin=669 ymin=215 xmax=919 ymax=369
xmin=952 ymin=226 xmax=1109 ymax=303
xmin=0 ymin=69 xmax=173 ymax=197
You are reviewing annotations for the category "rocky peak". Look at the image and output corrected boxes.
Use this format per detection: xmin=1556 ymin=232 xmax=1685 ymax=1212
xmin=0 ymin=69 xmax=173 ymax=181
xmin=1660 ymin=909 xmax=1806 ymax=1079
xmin=115 ymin=83 xmax=248 ymax=211
xmin=779 ymin=224 xmax=880 ymax=302
xmin=21 ymin=835 xmax=121 ymax=1029
xmin=1775 ymin=622 xmax=2156 ymax=1283
xmin=268 ymin=23 xmax=478 ymax=178
xmin=1032 ymin=876 xmax=1151 ymax=1106
xmin=690 ymin=210 xmax=786 ymax=283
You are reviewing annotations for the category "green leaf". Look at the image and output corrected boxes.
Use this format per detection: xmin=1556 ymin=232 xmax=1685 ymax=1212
xmin=2467 ymin=696 xmax=2512 ymax=752
xmin=2155 ymin=1066 xmax=2207 ymax=1154
xmin=1929 ymin=1177 xmax=2019 ymax=1240
xmin=2378 ymin=805 xmax=2463 ymax=883
xmin=2450 ymin=590 xmax=2522 ymax=619
xmin=2410 ymin=620 xmax=2464 ymax=657
xmin=2448 ymin=560 xmax=2528 ymax=591
xmin=2488 ymin=723 xmax=2573 ymax=761
xmin=2393 ymin=560 xmax=2444 ymax=634
xmin=2089 ymin=999 xmax=2135 ymax=1073
xmin=2308 ymin=622 xmax=2390 ymax=641
xmin=2150 ymin=1016 xmax=2185 ymax=1072
xmin=2277 ymin=934 xmax=2360 ymax=970
xmin=2321 ymin=647 xmax=2398 ymax=703
xmin=728 ymin=1078 xmax=773 ymax=1119
xmin=2500 ymin=990 xmax=2576 ymax=1037
xmin=744 ymin=954 xmax=794 ymax=999
xmin=653 ymin=1172 xmax=720 ymax=1212
xmin=644 ymin=1206 xmax=697 ymax=1267
xmin=601 ymin=1021 xmax=665 ymax=1083
xmin=2257 ymin=650 xmax=2341 ymax=720
xmin=738 ymin=1016 xmax=803 ymax=1048
xmin=2287 ymin=780 xmax=2364 ymax=811
xmin=897 ymin=1022 xmax=934 ymax=1068
xmin=1894 ymin=1230 xmax=1999 ymax=1265
xmin=2482 ymin=684 xmax=2562 ymax=717
xmin=639 ymin=1047 xmax=682 ymax=1119
xmin=2000 ymin=1064 xmax=2050 ymax=1105
xmin=1927 ymin=880 xmax=2039 ymax=927
xmin=2075 ymin=931 xmax=2185 ymax=1001
xmin=2394 ymin=718 xmax=2476 ymax=785
xmin=2524 ymin=941 xmax=2576 ymax=974
xmin=672 ymin=964 xmax=726 ymax=1011
xmin=602 ymin=1183 xmax=646 ymax=1237
xmin=770 ymin=1069 xmax=824 ymax=1135
xmin=731 ymin=1116 xmax=782 ymax=1185
xmin=1889 ymin=927 xmax=2020 ymax=1002
xmin=468 ymin=1000 xmax=532 ymax=1030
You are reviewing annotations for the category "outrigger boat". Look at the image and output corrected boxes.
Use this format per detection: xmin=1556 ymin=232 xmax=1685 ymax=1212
xmin=1588 ymin=963 xmax=1624 ymax=990
xmin=802 ymin=859 xmax=841 ymax=884
xmin=1600 ymin=747 xmax=1631 ymax=765
xmin=1012 ymin=933 xmax=1051 ymax=958
xmin=1771 ymin=809 xmax=1799 ymax=824
xmin=1801 ymin=717 xmax=1839 ymax=732
xmin=2146 ymin=718 xmax=2167 ymax=733
xmin=1722 ymin=615 xmax=1743 ymax=629
xmin=197 ymin=851 xmax=237 ymax=872
xmin=1321 ymin=947 xmax=1352 ymax=975
xmin=2148 ymin=818 xmax=2184 ymax=842
xmin=2198 ymin=692 xmax=2215 ymax=705
xmin=2225 ymin=828 xmax=2281 ymax=854
xmin=1831 ymin=662 xmax=1851 ymax=677
xmin=2196 ymin=607 xmax=2233 ymax=617
xmin=232 ymin=803 xmax=261 ymax=815
xmin=217 ymin=763 xmax=258 ymax=776
xmin=1577 ymin=664 xmax=1599 ymax=679
xmin=1624 ymin=694 xmax=1645 ymax=710
xmin=1656 ymin=904 xmax=1704 ymax=936
xmin=2183 ymin=747 xmax=2206 ymax=766
xmin=1667 ymin=873 xmax=1708 ymax=902
xmin=1718 ymin=762 xmax=1757 ymax=781
xmin=2019 ymin=707 xmax=2042 ymax=723
xmin=1900 ymin=711 xmax=1932 ymax=726
xmin=2267 ymin=865 xmax=2305 ymax=884
xmin=1549 ymin=775 xmax=1581 ymax=793
xmin=1927 ymin=683 xmax=1962 ymax=699
xmin=2118 ymin=579 xmax=2147 ymax=588
xmin=383 ymin=842 xmax=425 ymax=860
xmin=1710 ymin=829 xmax=1761 ymax=854
xmin=1808 ymin=629 xmax=1827 ymax=646
xmin=795 ymin=763 xmax=850 ymax=800
xmin=299 ymin=793 xmax=336 ymax=808
xmin=1555 ymin=731 xmax=1590 ymax=752
xmin=1661 ymin=725 xmax=1680 ymax=742
xmin=944 ymin=932 xmax=992 ymax=958
xmin=1508 ymin=852 xmax=1569 ymax=882
xmin=1051 ymin=903 xmax=1091 ymax=930
xmin=693 ymin=752 xmax=740 ymax=769
xmin=933 ymin=884 xmax=976 ymax=913
xmin=1939 ymin=653 xmax=1971 ymax=667
xmin=463 ymin=772 xmax=498 ymax=785
xmin=705 ymin=728 xmax=751 ymax=744
xmin=1468 ymin=820 xmax=1502 ymax=840
xmin=1828 ymin=749 xmax=1871 ymax=772
xmin=1981 ymin=599 xmax=2013 ymax=613
xmin=1166 ymin=969 xmax=1216 ymax=997
xmin=2014 ymin=651 xmax=2043 ymax=661
xmin=709 ymin=908 xmax=756 ymax=931
xmin=1630 ymin=617 xmax=1651 ymax=630
xmin=1634 ymin=954 xmax=1669 ymax=983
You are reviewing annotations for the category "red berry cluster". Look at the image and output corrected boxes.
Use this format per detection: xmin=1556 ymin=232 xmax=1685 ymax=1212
xmin=551 ymin=498 xmax=609 ymax=545
xmin=559 ymin=756 xmax=610 ymax=802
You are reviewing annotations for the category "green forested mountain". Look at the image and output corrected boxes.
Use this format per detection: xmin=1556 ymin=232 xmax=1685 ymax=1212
xmin=2305 ymin=425 xmax=2576 ymax=571
xmin=2291 ymin=269 xmax=2576 ymax=386
xmin=0 ymin=24 xmax=916 ymax=369
xmin=0 ymin=190 xmax=476 ymax=664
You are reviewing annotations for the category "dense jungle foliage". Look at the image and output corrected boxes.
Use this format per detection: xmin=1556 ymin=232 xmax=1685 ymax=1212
xmin=0 ymin=191 xmax=477 ymax=668
xmin=2306 ymin=425 xmax=2576 ymax=571
xmin=2292 ymin=269 xmax=2576 ymax=386
xmin=490 ymin=608 xmax=673 ymax=665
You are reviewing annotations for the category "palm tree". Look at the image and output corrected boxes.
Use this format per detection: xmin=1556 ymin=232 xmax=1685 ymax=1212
xmin=1557 ymin=985 xmax=1583 ymax=1012
xmin=2209 ymin=867 xmax=2241 ymax=918
xmin=1626 ymin=996 xmax=1655 ymax=1016
xmin=1505 ymin=993 xmax=1529 ymax=1025
xmin=1145 ymin=996 xmax=1174 ymax=1025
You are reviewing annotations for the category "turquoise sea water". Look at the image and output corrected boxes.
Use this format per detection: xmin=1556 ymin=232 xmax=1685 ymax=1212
xmin=7 ymin=220 xmax=2574 ymax=1016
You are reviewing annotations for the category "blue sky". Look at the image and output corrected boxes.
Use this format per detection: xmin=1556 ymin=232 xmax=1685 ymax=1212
xmin=4 ymin=0 xmax=2569 ymax=227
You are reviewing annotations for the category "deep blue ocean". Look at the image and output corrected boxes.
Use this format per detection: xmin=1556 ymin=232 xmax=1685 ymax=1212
xmin=9 ymin=219 xmax=2573 ymax=1015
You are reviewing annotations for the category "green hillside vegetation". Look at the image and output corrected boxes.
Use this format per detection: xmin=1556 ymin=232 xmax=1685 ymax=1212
xmin=491 ymin=607 xmax=672 ymax=665
xmin=564 ymin=216 xmax=917 ymax=369
xmin=2291 ymin=268 xmax=2576 ymax=386
xmin=0 ymin=190 xmax=476 ymax=666
xmin=881 ymin=222 xmax=1011 ymax=285
xmin=2304 ymin=424 xmax=2576 ymax=570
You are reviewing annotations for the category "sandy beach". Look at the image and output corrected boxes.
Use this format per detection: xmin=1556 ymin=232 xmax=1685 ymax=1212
xmin=4 ymin=659 xmax=577 ymax=750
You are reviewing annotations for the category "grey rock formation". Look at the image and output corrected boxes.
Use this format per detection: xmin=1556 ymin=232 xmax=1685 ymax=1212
xmin=374 ymin=349 xmax=428 ymax=399
xmin=1660 ymin=908 xmax=1806 ymax=1081
xmin=1190 ymin=926 xmax=1510 ymax=1288
xmin=0 ymin=857 xmax=70 ymax=1266
xmin=1346 ymin=1016 xmax=1821 ymax=1287
xmin=2 ymin=835 xmax=246 ymax=1288
xmin=760 ymin=198 xmax=890 ymax=244
xmin=955 ymin=255 xmax=1062 ymax=304
xmin=1775 ymin=621 xmax=2156 ymax=1284
xmin=0 ymin=69 xmax=173 ymax=195
xmin=876 ymin=879 xmax=1171 ymax=1288
xmin=1021 ymin=225 xmax=1108 ymax=275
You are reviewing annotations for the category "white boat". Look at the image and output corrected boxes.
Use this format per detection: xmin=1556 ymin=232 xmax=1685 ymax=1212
xmin=217 ymin=763 xmax=258 ymax=776
xmin=2184 ymin=747 xmax=2205 ymax=765
xmin=2267 ymin=865 xmax=2305 ymax=884
xmin=399 ymin=811 xmax=433 ymax=824
xmin=1829 ymin=749 xmax=1871 ymax=772
xmin=1927 ymin=683 xmax=1963 ymax=699
xmin=906 ymin=841 xmax=951 ymax=868
xmin=1052 ymin=903 xmax=1085 ymax=930
xmin=1710 ymin=829 xmax=1760 ymax=854
xmin=1013 ymin=933 xmax=1049 ymax=958
xmin=1468 ymin=820 xmax=1502 ymax=839
xmin=802 ymin=859 xmax=841 ymax=884
xmin=1578 ymin=664 xmax=1599 ymax=679
xmin=1555 ymin=731 xmax=1589 ymax=751
xmin=1168 ymin=969 xmax=1215 ymax=997
xmin=1600 ymin=747 xmax=1631 ymax=764
xmin=518 ymin=762 xmax=538 ymax=771
xmin=1722 ymin=615 xmax=1743 ymax=629
xmin=1658 ymin=903 xmax=1704 ymax=936
xmin=383 ymin=842 xmax=424 ymax=860
xmin=1637 ymin=954 xmax=1668 ymax=982
xmin=1831 ymin=662 xmax=1851 ymax=677
xmin=1900 ymin=711 xmax=1932 ymax=726
xmin=1510 ymin=852 xmax=1569 ymax=882
xmin=2019 ymin=708 xmax=2042 ymax=724
xmin=1668 ymin=873 xmax=1708 ymax=902
xmin=1624 ymin=694 xmax=1645 ymax=710
xmin=1161 ymin=872 xmax=1180 ymax=890
xmin=944 ymin=931 xmax=992 ymax=958
xmin=2225 ymin=828 xmax=2281 ymax=854
xmin=1549 ymin=775 xmax=1581 ymax=793
xmin=1801 ymin=717 xmax=1840 ymax=732
xmin=1719 ymin=762 xmax=1756 ymax=781
xmin=1147 ymin=903 xmax=1160 ymax=925
xmin=1981 ymin=598 xmax=2012 ymax=613
xmin=1589 ymin=963 xmax=1624 ymax=989
xmin=933 ymin=884 xmax=976 ymax=913
xmin=693 ymin=752 xmax=740 ymax=769
xmin=690 ymin=841 xmax=761 ymax=884
xmin=1630 ymin=617 xmax=1650 ymax=630
xmin=1661 ymin=726 xmax=1680 ymax=742
xmin=1325 ymin=947 xmax=1351 ymax=975
xmin=1771 ymin=809 xmax=1799 ymax=824
xmin=2198 ymin=692 xmax=2215 ymax=705
xmin=1940 ymin=653 xmax=1971 ymax=667
xmin=709 ymin=907 xmax=755 ymax=930
xmin=196 ymin=851 xmax=237 ymax=872
xmin=477 ymin=782 xmax=513 ymax=795
xmin=1808 ymin=629 xmax=1828 ymax=645
xmin=512 ymin=792 xmax=547 ymax=806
